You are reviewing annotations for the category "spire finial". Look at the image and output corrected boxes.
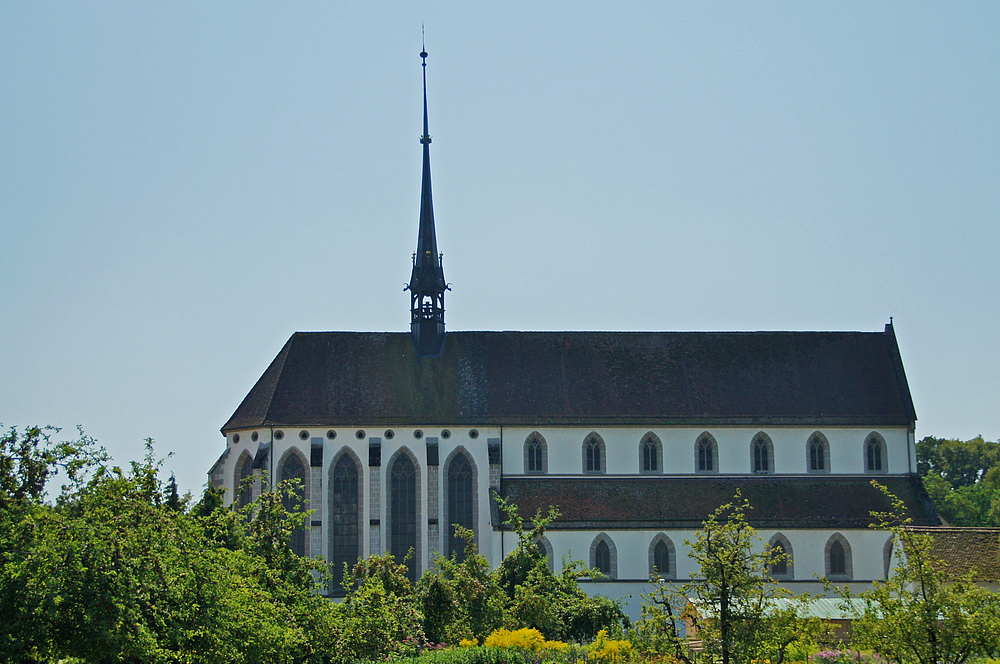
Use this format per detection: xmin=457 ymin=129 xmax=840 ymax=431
xmin=420 ymin=35 xmax=430 ymax=145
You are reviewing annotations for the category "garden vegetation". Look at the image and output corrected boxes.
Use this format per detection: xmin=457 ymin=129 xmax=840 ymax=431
xmin=2 ymin=425 xmax=999 ymax=664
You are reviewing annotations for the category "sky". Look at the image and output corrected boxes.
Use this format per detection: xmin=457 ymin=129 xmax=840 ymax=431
xmin=2 ymin=2 xmax=998 ymax=498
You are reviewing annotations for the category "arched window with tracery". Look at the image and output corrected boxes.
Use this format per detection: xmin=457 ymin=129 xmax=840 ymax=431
xmin=590 ymin=533 xmax=617 ymax=578
xmin=808 ymin=432 xmax=829 ymax=473
xmin=825 ymin=533 xmax=853 ymax=580
xmin=524 ymin=432 xmax=547 ymax=474
xmin=278 ymin=450 xmax=308 ymax=557
xmin=446 ymin=449 xmax=476 ymax=561
xmin=865 ymin=432 xmax=887 ymax=473
xmin=752 ymin=433 xmax=773 ymax=474
xmin=389 ymin=450 xmax=419 ymax=582
xmin=234 ymin=451 xmax=254 ymax=509
xmin=768 ymin=533 xmax=794 ymax=579
xmin=696 ymin=433 xmax=718 ymax=473
xmin=640 ymin=432 xmax=662 ymax=474
xmin=329 ymin=449 xmax=362 ymax=595
xmin=648 ymin=534 xmax=676 ymax=579
xmin=583 ymin=433 xmax=606 ymax=474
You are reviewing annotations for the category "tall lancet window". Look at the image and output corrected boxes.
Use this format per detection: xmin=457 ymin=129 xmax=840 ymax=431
xmin=279 ymin=452 xmax=307 ymax=557
xmin=808 ymin=433 xmax=829 ymax=473
xmin=584 ymin=433 xmax=606 ymax=474
xmin=329 ymin=452 xmax=361 ymax=595
xmin=235 ymin=451 xmax=253 ymax=509
xmin=390 ymin=452 xmax=418 ymax=582
xmin=447 ymin=452 xmax=475 ymax=560
xmin=752 ymin=433 xmax=773 ymax=474
xmin=640 ymin=433 xmax=661 ymax=473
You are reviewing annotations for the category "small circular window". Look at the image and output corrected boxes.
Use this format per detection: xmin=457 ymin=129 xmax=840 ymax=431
xmin=414 ymin=430 xmax=424 ymax=439
xmin=251 ymin=431 xmax=259 ymax=442
xmin=233 ymin=433 xmax=240 ymax=444
xmin=356 ymin=430 xmax=366 ymax=440
xmin=384 ymin=430 xmax=395 ymax=440
xmin=326 ymin=429 xmax=337 ymax=440
xmin=274 ymin=430 xmax=284 ymax=440
xmin=469 ymin=429 xmax=479 ymax=439
xmin=299 ymin=430 xmax=309 ymax=440
xmin=441 ymin=429 xmax=451 ymax=439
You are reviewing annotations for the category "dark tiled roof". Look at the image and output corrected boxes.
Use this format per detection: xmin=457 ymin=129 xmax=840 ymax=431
xmin=904 ymin=527 xmax=1000 ymax=582
xmin=500 ymin=475 xmax=939 ymax=530
xmin=222 ymin=327 xmax=916 ymax=431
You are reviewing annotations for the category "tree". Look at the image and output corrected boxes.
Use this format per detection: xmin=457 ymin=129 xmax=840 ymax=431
xmin=1 ymin=426 xmax=340 ymax=664
xmin=638 ymin=492 xmax=822 ymax=664
xmin=493 ymin=495 xmax=628 ymax=643
xmin=843 ymin=482 xmax=1000 ymax=664
xmin=417 ymin=525 xmax=506 ymax=644
xmin=917 ymin=436 xmax=999 ymax=489
xmin=330 ymin=552 xmax=426 ymax=662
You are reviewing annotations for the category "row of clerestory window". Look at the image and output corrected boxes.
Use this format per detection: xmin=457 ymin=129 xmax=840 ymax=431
xmin=556 ymin=531 xmax=864 ymax=581
xmin=524 ymin=431 xmax=889 ymax=474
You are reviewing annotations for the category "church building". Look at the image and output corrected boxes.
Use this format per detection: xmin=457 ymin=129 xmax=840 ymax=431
xmin=210 ymin=51 xmax=939 ymax=616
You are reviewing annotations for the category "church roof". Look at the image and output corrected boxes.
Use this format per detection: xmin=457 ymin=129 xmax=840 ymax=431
xmin=500 ymin=475 xmax=940 ymax=529
xmin=222 ymin=326 xmax=915 ymax=431
xmin=903 ymin=527 xmax=1000 ymax=581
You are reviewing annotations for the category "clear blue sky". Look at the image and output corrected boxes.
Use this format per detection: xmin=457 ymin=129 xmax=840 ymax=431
xmin=2 ymin=2 xmax=998 ymax=497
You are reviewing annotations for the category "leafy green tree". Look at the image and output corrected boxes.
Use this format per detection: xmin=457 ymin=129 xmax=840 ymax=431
xmin=1 ymin=426 xmax=339 ymax=664
xmin=638 ymin=492 xmax=822 ymax=664
xmin=843 ymin=482 xmax=1000 ymax=664
xmin=331 ymin=552 xmax=426 ymax=662
xmin=493 ymin=495 xmax=627 ymax=643
xmin=917 ymin=436 xmax=999 ymax=489
xmin=418 ymin=525 xmax=506 ymax=644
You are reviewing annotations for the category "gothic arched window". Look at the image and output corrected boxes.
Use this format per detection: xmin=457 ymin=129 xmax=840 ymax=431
xmin=696 ymin=433 xmax=718 ymax=473
xmin=279 ymin=451 xmax=307 ymax=557
xmin=825 ymin=533 xmax=853 ymax=580
xmin=640 ymin=432 xmax=662 ymax=473
xmin=329 ymin=451 xmax=361 ymax=594
xmin=865 ymin=432 xmax=887 ymax=473
xmin=390 ymin=452 xmax=418 ymax=582
xmin=768 ymin=533 xmax=793 ymax=579
xmin=808 ymin=432 xmax=829 ymax=473
xmin=752 ymin=433 xmax=773 ymax=474
xmin=649 ymin=534 xmax=676 ymax=579
xmin=589 ymin=534 xmax=617 ymax=578
xmin=584 ymin=433 xmax=606 ymax=474
xmin=235 ymin=451 xmax=253 ymax=509
xmin=447 ymin=452 xmax=475 ymax=561
xmin=524 ymin=432 xmax=547 ymax=474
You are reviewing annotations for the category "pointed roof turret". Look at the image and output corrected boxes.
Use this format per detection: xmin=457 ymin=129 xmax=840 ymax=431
xmin=405 ymin=46 xmax=449 ymax=357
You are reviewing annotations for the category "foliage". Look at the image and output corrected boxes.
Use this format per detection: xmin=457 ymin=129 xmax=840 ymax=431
xmin=841 ymin=482 xmax=1000 ymax=664
xmin=638 ymin=492 xmax=823 ymax=664
xmin=917 ymin=436 xmax=999 ymax=489
xmin=384 ymin=646 xmax=540 ymax=664
xmin=417 ymin=526 xmax=506 ymax=644
xmin=481 ymin=626 xmax=569 ymax=653
xmin=0 ymin=426 xmax=338 ymax=664
xmin=917 ymin=436 xmax=1000 ymax=527
xmin=810 ymin=650 xmax=886 ymax=664
xmin=493 ymin=494 xmax=629 ymax=643
xmin=585 ymin=628 xmax=635 ymax=663
xmin=330 ymin=552 xmax=427 ymax=662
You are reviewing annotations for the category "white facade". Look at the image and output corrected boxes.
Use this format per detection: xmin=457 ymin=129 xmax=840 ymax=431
xmin=216 ymin=421 xmax=910 ymax=619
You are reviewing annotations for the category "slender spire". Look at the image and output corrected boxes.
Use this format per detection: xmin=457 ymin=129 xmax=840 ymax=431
xmin=406 ymin=45 xmax=449 ymax=357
